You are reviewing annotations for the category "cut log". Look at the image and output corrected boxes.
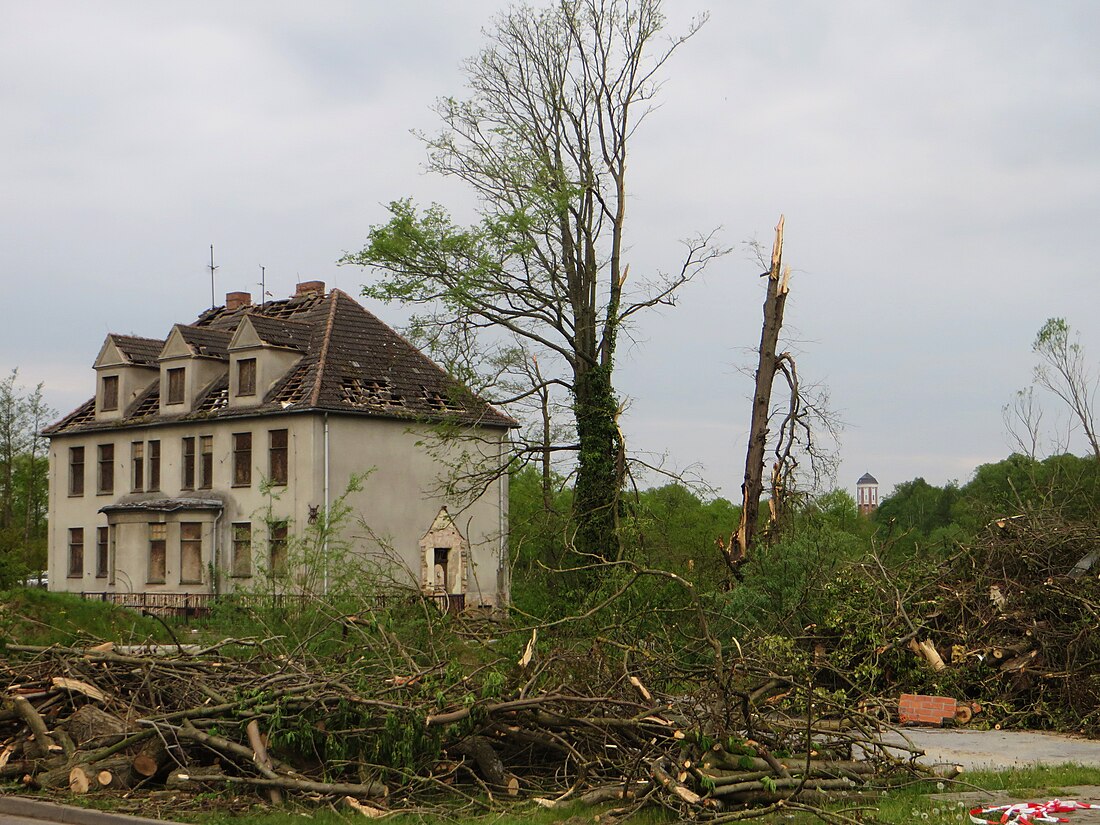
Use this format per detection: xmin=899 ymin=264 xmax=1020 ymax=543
xmin=64 ymin=706 xmax=128 ymax=747
xmin=69 ymin=766 xmax=92 ymax=794
xmin=452 ymin=736 xmax=506 ymax=790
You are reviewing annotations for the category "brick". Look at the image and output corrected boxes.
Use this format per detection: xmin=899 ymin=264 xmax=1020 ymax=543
xmin=898 ymin=693 xmax=957 ymax=726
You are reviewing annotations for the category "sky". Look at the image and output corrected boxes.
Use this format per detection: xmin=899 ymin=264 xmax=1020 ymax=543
xmin=3 ymin=1 xmax=1099 ymax=502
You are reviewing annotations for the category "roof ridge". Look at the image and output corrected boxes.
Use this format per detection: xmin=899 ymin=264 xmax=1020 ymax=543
xmin=309 ymin=291 xmax=340 ymax=407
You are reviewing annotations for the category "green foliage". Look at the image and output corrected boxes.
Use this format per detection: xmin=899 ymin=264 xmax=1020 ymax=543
xmin=0 ymin=370 xmax=53 ymax=586
xmin=0 ymin=588 xmax=171 ymax=647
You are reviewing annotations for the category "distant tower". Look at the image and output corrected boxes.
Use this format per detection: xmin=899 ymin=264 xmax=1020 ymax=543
xmin=856 ymin=473 xmax=879 ymax=516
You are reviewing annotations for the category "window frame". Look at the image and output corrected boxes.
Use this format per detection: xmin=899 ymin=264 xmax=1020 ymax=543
xmin=238 ymin=358 xmax=257 ymax=397
xmin=180 ymin=522 xmax=203 ymax=584
xmin=69 ymin=446 xmax=85 ymax=497
xmin=131 ymin=441 xmax=144 ymax=492
xmin=181 ymin=436 xmax=195 ymax=490
xmin=148 ymin=523 xmax=167 ymax=584
xmin=233 ymin=432 xmax=252 ymax=487
xmin=166 ymin=367 xmax=185 ymax=405
xmin=231 ymin=522 xmax=252 ymax=578
xmin=97 ymin=443 xmax=114 ymax=494
xmin=68 ymin=528 xmax=84 ymax=578
xmin=147 ymin=440 xmax=161 ymax=492
xmin=96 ymin=526 xmax=109 ymax=578
xmin=269 ymin=429 xmax=288 ymax=486
xmin=199 ymin=435 xmax=213 ymax=490
xmin=101 ymin=375 xmax=119 ymax=411
xmin=269 ymin=521 xmax=288 ymax=576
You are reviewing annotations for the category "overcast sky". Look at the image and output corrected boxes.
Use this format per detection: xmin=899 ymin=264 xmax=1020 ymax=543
xmin=3 ymin=1 xmax=1099 ymax=502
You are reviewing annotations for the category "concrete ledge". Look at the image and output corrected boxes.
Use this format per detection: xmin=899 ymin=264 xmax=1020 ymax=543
xmin=0 ymin=795 xmax=182 ymax=825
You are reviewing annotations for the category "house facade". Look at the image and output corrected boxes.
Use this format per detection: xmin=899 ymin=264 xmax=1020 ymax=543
xmin=43 ymin=282 xmax=515 ymax=608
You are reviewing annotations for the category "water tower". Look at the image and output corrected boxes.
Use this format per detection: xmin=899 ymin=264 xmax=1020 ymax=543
xmin=857 ymin=472 xmax=879 ymax=516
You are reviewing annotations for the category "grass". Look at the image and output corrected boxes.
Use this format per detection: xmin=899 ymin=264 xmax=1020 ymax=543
xmin=113 ymin=765 xmax=1099 ymax=825
xmin=0 ymin=587 xmax=173 ymax=647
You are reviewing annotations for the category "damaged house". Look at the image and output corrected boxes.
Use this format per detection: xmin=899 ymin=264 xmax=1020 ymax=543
xmin=43 ymin=281 xmax=515 ymax=609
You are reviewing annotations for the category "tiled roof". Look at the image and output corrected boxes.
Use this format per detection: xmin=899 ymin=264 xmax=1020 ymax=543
xmin=857 ymin=473 xmax=878 ymax=486
xmin=44 ymin=288 xmax=516 ymax=435
xmin=111 ymin=335 xmax=164 ymax=366
xmin=246 ymin=316 xmax=312 ymax=351
xmin=175 ymin=326 xmax=233 ymax=359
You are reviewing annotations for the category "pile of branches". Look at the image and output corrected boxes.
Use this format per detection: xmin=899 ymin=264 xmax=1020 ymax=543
xmin=0 ymin=605 xmax=932 ymax=820
xmin=820 ymin=510 xmax=1100 ymax=734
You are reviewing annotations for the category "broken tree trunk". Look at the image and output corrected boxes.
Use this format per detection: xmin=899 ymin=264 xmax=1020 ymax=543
xmin=725 ymin=215 xmax=792 ymax=579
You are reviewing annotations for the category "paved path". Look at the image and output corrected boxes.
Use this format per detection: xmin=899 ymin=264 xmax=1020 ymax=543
xmin=883 ymin=728 xmax=1100 ymax=772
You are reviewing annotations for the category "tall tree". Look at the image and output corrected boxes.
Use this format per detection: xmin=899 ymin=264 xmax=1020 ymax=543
xmin=0 ymin=370 xmax=53 ymax=580
xmin=343 ymin=0 xmax=721 ymax=562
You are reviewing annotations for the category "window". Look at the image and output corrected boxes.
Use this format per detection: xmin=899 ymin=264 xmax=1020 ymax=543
xmin=233 ymin=432 xmax=252 ymax=486
xmin=167 ymin=367 xmax=185 ymax=405
xmin=232 ymin=523 xmax=252 ymax=577
xmin=147 ymin=440 xmax=160 ymax=492
xmin=131 ymin=441 xmax=144 ymax=492
xmin=68 ymin=528 xmax=84 ymax=578
xmin=148 ymin=523 xmax=166 ymax=583
xmin=97 ymin=444 xmax=114 ymax=494
xmin=101 ymin=375 xmax=119 ymax=411
xmin=269 ymin=429 xmax=288 ymax=485
xmin=69 ymin=446 xmax=84 ymax=496
xmin=199 ymin=435 xmax=213 ymax=490
xmin=181 ymin=437 xmax=195 ymax=490
xmin=180 ymin=522 xmax=203 ymax=583
xmin=96 ymin=526 xmax=109 ymax=578
xmin=238 ymin=358 xmax=257 ymax=397
xmin=269 ymin=521 xmax=288 ymax=575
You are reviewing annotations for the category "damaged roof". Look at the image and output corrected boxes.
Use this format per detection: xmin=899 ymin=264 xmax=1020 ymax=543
xmin=45 ymin=288 xmax=516 ymax=436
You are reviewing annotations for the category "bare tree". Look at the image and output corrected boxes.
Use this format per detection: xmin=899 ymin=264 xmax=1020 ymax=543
xmin=343 ymin=0 xmax=723 ymax=562
xmin=1032 ymin=318 xmax=1099 ymax=461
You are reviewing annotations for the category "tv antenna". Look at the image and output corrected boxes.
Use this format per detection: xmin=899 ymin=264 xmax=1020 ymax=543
xmin=258 ymin=265 xmax=267 ymax=304
xmin=208 ymin=245 xmax=219 ymax=309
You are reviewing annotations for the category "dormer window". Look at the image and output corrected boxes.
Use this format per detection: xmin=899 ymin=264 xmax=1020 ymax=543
xmin=238 ymin=358 xmax=257 ymax=397
xmin=101 ymin=376 xmax=119 ymax=411
xmin=167 ymin=368 xmax=185 ymax=405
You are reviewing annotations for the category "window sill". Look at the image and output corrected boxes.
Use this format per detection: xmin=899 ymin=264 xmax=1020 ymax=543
xmin=231 ymin=483 xmax=252 ymax=489
xmin=97 ymin=491 xmax=114 ymax=496
xmin=179 ymin=580 xmax=203 ymax=585
xmin=146 ymin=579 xmax=166 ymax=585
xmin=230 ymin=573 xmax=253 ymax=579
xmin=68 ymin=493 xmax=84 ymax=498
xmin=67 ymin=574 xmax=83 ymax=579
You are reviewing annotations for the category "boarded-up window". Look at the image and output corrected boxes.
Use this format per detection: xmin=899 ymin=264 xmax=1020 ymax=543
xmin=69 ymin=446 xmax=84 ymax=496
xmin=180 ymin=522 xmax=202 ymax=584
xmin=96 ymin=526 xmax=108 ymax=578
xmin=199 ymin=435 xmax=213 ymax=490
xmin=148 ymin=523 xmax=166 ymax=583
xmin=167 ymin=368 xmax=185 ymax=405
xmin=269 ymin=429 xmax=288 ymax=486
xmin=147 ymin=440 xmax=160 ymax=492
xmin=232 ymin=523 xmax=252 ymax=577
xmin=97 ymin=444 xmax=114 ymax=494
xmin=181 ymin=437 xmax=195 ymax=490
xmin=131 ymin=441 xmax=144 ymax=492
xmin=238 ymin=358 xmax=257 ymax=397
xmin=68 ymin=528 xmax=84 ymax=577
xmin=102 ymin=375 xmax=119 ymax=411
xmin=270 ymin=521 xmax=288 ymax=575
xmin=233 ymin=432 xmax=252 ymax=486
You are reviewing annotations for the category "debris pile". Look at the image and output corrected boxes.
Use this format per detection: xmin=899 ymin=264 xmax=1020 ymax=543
xmin=1 ymin=630 xmax=929 ymax=818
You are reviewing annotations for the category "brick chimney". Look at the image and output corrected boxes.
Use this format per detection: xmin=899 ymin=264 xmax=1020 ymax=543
xmin=295 ymin=280 xmax=325 ymax=297
xmin=226 ymin=291 xmax=252 ymax=311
